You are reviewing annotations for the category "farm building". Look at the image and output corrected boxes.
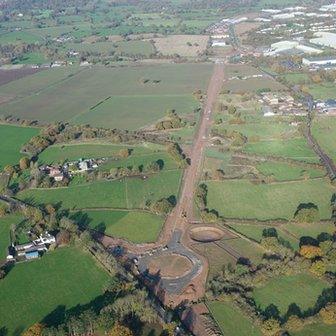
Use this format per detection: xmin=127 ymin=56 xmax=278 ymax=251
xmin=316 ymin=99 xmax=336 ymax=115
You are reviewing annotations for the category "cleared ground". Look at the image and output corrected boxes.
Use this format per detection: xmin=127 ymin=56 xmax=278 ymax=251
xmin=0 ymin=247 xmax=109 ymax=335
xmin=152 ymin=35 xmax=208 ymax=57
xmin=207 ymin=301 xmax=262 ymax=336
xmin=0 ymin=124 xmax=39 ymax=170
xmin=253 ymin=273 xmax=331 ymax=315
xmin=71 ymin=209 xmax=164 ymax=243
xmin=205 ymin=179 xmax=335 ymax=220
xmin=0 ymin=64 xmax=212 ymax=129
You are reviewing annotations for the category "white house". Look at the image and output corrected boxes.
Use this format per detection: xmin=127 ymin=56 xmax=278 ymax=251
xmin=302 ymin=56 xmax=336 ymax=66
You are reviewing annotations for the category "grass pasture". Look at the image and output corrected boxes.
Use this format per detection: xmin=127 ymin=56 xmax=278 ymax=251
xmin=0 ymin=124 xmax=39 ymax=170
xmin=38 ymin=142 xmax=160 ymax=164
xmin=253 ymin=273 xmax=331 ymax=315
xmin=312 ymin=116 xmax=336 ymax=162
xmin=0 ymin=247 xmax=109 ymax=335
xmin=18 ymin=169 xmax=182 ymax=210
xmin=71 ymin=209 xmax=164 ymax=243
xmin=307 ymin=83 xmax=336 ymax=100
xmin=207 ymin=301 xmax=262 ymax=336
xmin=205 ymin=179 xmax=335 ymax=220
xmin=292 ymin=323 xmax=336 ymax=336
xmin=74 ymin=94 xmax=199 ymax=130
xmin=0 ymin=214 xmax=24 ymax=260
xmin=0 ymin=64 xmax=211 ymax=129
xmin=243 ymin=138 xmax=319 ymax=163
xmin=256 ymin=162 xmax=325 ymax=181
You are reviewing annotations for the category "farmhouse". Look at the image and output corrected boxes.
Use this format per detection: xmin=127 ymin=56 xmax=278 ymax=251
xmin=7 ymin=232 xmax=56 ymax=262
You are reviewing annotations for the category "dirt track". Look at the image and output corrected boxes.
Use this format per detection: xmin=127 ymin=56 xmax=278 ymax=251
xmin=101 ymin=63 xmax=225 ymax=305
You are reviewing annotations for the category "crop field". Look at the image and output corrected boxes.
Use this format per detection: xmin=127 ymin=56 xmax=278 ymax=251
xmin=0 ymin=64 xmax=212 ymax=129
xmin=207 ymin=301 xmax=262 ymax=336
xmin=223 ymin=78 xmax=287 ymax=93
xmin=0 ymin=247 xmax=109 ymax=335
xmin=253 ymin=273 xmax=331 ymax=315
xmin=256 ymin=162 xmax=325 ymax=181
xmin=151 ymin=35 xmax=209 ymax=57
xmin=243 ymin=138 xmax=319 ymax=163
xmin=0 ymin=124 xmax=39 ymax=170
xmin=205 ymin=179 xmax=335 ymax=220
xmin=71 ymin=209 xmax=164 ymax=243
xmin=0 ymin=214 xmax=25 ymax=260
xmin=73 ymin=94 xmax=200 ymax=130
xmin=312 ymin=116 xmax=336 ymax=162
xmin=18 ymin=169 xmax=182 ymax=210
xmin=0 ymin=68 xmax=42 ymax=86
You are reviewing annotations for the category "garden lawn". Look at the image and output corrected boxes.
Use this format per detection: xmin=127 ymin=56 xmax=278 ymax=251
xmin=0 ymin=214 xmax=24 ymax=260
xmin=253 ymin=273 xmax=331 ymax=315
xmin=256 ymin=162 xmax=324 ymax=181
xmin=207 ymin=301 xmax=262 ymax=336
xmin=0 ymin=247 xmax=110 ymax=335
xmin=205 ymin=179 xmax=335 ymax=220
xmin=18 ymin=170 xmax=182 ymax=210
xmin=0 ymin=124 xmax=39 ymax=170
xmin=71 ymin=209 xmax=164 ymax=243
xmin=243 ymin=138 xmax=319 ymax=163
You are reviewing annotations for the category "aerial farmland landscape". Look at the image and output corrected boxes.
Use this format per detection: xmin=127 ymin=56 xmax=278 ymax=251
xmin=1 ymin=0 xmax=336 ymax=335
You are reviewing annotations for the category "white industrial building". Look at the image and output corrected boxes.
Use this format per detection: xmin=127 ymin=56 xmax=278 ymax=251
xmin=302 ymin=56 xmax=336 ymax=66
xmin=310 ymin=32 xmax=336 ymax=49
xmin=264 ymin=40 xmax=322 ymax=56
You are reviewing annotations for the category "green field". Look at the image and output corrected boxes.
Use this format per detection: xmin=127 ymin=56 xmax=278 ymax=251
xmin=282 ymin=221 xmax=335 ymax=240
xmin=253 ymin=273 xmax=331 ymax=315
xmin=38 ymin=142 xmax=160 ymax=164
xmin=207 ymin=301 xmax=262 ymax=336
xmin=73 ymin=94 xmax=199 ymax=130
xmin=205 ymin=179 xmax=335 ymax=220
xmin=282 ymin=73 xmax=310 ymax=85
xmin=18 ymin=169 xmax=182 ymax=210
xmin=0 ymin=214 xmax=24 ymax=260
xmin=0 ymin=124 xmax=39 ymax=170
xmin=307 ymin=83 xmax=336 ymax=100
xmin=243 ymin=138 xmax=318 ymax=163
xmin=292 ymin=323 xmax=336 ymax=336
xmin=0 ymin=247 xmax=110 ymax=335
xmin=256 ymin=162 xmax=324 ymax=181
xmin=0 ymin=64 xmax=211 ymax=129
xmin=72 ymin=209 xmax=164 ymax=243
xmin=312 ymin=116 xmax=336 ymax=162
xmin=228 ymin=223 xmax=299 ymax=249
xmin=219 ymin=121 xmax=293 ymax=140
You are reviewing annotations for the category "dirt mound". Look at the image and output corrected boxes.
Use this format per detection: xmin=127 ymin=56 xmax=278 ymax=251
xmin=148 ymin=254 xmax=192 ymax=279
xmin=190 ymin=226 xmax=224 ymax=242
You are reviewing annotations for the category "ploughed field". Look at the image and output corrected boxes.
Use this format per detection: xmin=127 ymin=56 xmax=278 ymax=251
xmin=0 ymin=63 xmax=211 ymax=130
